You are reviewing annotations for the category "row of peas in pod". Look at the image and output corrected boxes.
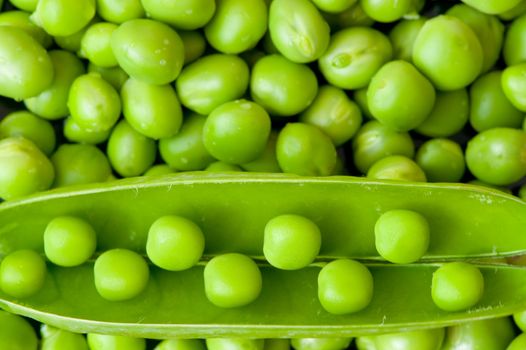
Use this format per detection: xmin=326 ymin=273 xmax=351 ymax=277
xmin=0 ymin=210 xmax=485 ymax=314
xmin=3 ymin=311 xmax=526 ymax=349
xmin=0 ymin=0 xmax=525 ymax=201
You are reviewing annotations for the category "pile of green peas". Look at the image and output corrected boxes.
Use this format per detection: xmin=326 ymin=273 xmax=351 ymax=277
xmin=0 ymin=0 xmax=525 ymax=347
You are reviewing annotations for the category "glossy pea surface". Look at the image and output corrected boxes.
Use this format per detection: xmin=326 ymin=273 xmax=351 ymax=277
xmin=155 ymin=339 xmax=206 ymax=350
xmin=502 ymin=63 xmax=526 ymax=111
xmin=40 ymin=325 xmax=88 ymax=350
xmin=367 ymin=155 xmax=427 ymax=182
xmin=63 ymin=117 xmax=112 ymax=145
xmin=356 ymin=328 xmax=445 ymax=350
xmin=206 ymin=338 xmax=264 ymax=350
xmin=389 ymin=18 xmax=426 ymax=62
xmin=291 ymin=338 xmax=351 ymax=350
xmin=31 ymin=0 xmax=96 ymax=36
xmin=79 ymin=22 xmax=118 ymax=68
xmin=0 ymin=249 xmax=47 ymax=298
xmin=96 ymin=0 xmax=144 ymax=23
xmin=0 ymin=10 xmax=52 ymax=48
xmin=87 ymin=333 xmax=146 ymax=350
xmin=142 ymin=0 xmax=215 ymax=30
xmin=0 ymin=311 xmax=37 ymax=350
xmin=441 ymin=317 xmax=516 ymax=350
xmin=416 ymin=139 xmax=465 ymax=183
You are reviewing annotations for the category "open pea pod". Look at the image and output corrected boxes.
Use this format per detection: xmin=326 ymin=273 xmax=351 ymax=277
xmin=0 ymin=173 xmax=525 ymax=337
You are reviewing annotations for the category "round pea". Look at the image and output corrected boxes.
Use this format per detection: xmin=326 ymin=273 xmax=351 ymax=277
xmin=0 ymin=249 xmax=47 ymax=298
xmin=0 ymin=10 xmax=52 ymax=48
xmin=0 ymin=110 xmax=56 ymax=156
xmin=203 ymin=99 xmax=271 ymax=165
xmin=106 ymin=120 xmax=157 ymax=177
xmin=324 ymin=2 xmax=375 ymax=29
xmin=367 ymin=60 xmax=436 ymax=132
xmin=318 ymin=259 xmax=373 ymax=315
xmin=356 ymin=328 xmax=445 ymax=350
xmin=143 ymin=164 xmax=175 ymax=176
xmin=94 ymin=248 xmax=149 ymax=301
xmin=507 ymin=333 xmax=526 ymax=350
xmin=431 ymin=262 xmax=484 ymax=311
xmin=30 ymin=0 xmax=96 ymax=36
xmin=155 ymin=339 xmax=206 ymax=350
xmin=367 ymin=155 xmax=427 ymax=182
xmin=205 ymin=0 xmax=267 ymax=54
xmin=87 ymin=63 xmax=129 ymax=91
xmin=416 ymin=138 xmax=466 ymax=182
xmin=502 ymin=63 xmax=526 ymax=111
xmin=142 ymin=0 xmax=215 ymax=30
xmin=146 ymin=215 xmax=205 ymax=271
xmin=291 ymin=338 xmax=352 ymax=350
xmin=54 ymin=17 xmax=97 ymax=53
xmin=0 ymin=27 xmax=53 ymax=100
xmin=206 ymin=339 xmax=264 ymax=350
xmin=79 ymin=22 xmax=118 ymax=68
xmin=40 ymin=325 xmax=88 ymax=350
xmin=264 ymin=214 xmax=321 ymax=270
xmin=318 ymin=27 xmax=392 ymax=90
xmin=111 ymin=18 xmax=185 ymax=85
xmin=504 ymin=14 xmax=526 ymax=66
xmin=241 ymin=131 xmax=282 ymax=173
xmin=312 ymin=0 xmax=356 ymax=13
xmin=44 ymin=216 xmax=97 ymax=267
xmin=24 ymin=50 xmax=85 ymax=120
xmin=63 ymin=116 xmax=112 ymax=145
xmin=121 ymin=78 xmax=183 ymax=139
xmin=95 ymin=0 xmax=145 ymax=23
xmin=460 ymin=0 xmax=523 ymax=15
xmin=276 ymin=122 xmax=337 ymax=176
xmin=0 ymin=311 xmax=38 ymax=350
xmin=299 ymin=85 xmax=363 ymax=146
xmin=389 ymin=18 xmax=426 ymax=62
xmin=67 ymin=73 xmax=121 ymax=133
xmin=176 ymin=54 xmax=249 ymax=115
xmin=179 ymin=30 xmax=207 ymax=64
xmin=0 ymin=137 xmax=54 ymax=200
xmin=251 ymin=54 xmax=318 ymax=117
xmin=9 ymin=0 xmax=38 ymax=11
xmin=465 ymin=127 xmax=526 ymax=186
xmin=87 ymin=333 xmax=146 ymax=350
xmin=441 ymin=317 xmax=515 ymax=350
xmin=361 ymin=0 xmax=412 ymax=23
xmin=413 ymin=15 xmax=483 ymax=90
xmin=374 ymin=209 xmax=430 ymax=264
xmin=269 ymin=0 xmax=329 ymax=63
xmin=204 ymin=253 xmax=262 ymax=308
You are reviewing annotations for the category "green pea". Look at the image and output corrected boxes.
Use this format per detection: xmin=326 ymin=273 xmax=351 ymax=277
xmin=352 ymin=120 xmax=415 ymax=174
xmin=415 ymin=89 xmax=470 ymax=137
xmin=413 ymin=15 xmax=483 ymax=90
xmin=63 ymin=116 xmax=112 ymax=145
xmin=389 ymin=18 xmax=426 ymax=62
xmin=361 ymin=0 xmax=412 ymax=23
xmin=441 ymin=317 xmax=516 ymax=350
xmin=502 ymin=63 xmax=526 ymax=111
xmin=431 ymin=262 xmax=484 ymax=312
xmin=121 ymin=78 xmax=183 ymax=139
xmin=263 ymin=214 xmax=321 ymax=270
xmin=51 ymin=143 xmax=112 ymax=188
xmin=24 ymin=50 xmax=85 ymax=120
xmin=466 ymin=127 xmax=526 ymax=186
xmin=111 ymin=18 xmax=185 ymax=85
xmin=460 ymin=0 xmax=523 ymax=15
xmin=159 ymin=114 xmax=215 ymax=171
xmin=318 ymin=259 xmax=373 ymax=315
xmin=79 ymin=22 xmax=118 ymax=68
xmin=500 ymin=1 xmax=526 ymax=21
xmin=318 ymin=27 xmax=392 ymax=90
xmin=276 ymin=122 xmax=337 ymax=176
xmin=146 ymin=215 xmax=205 ymax=271
xmin=106 ymin=120 xmax=157 ymax=178
xmin=54 ymin=17 xmax=97 ymax=53
xmin=508 ymin=333 xmax=526 ymax=350
xmin=0 ymin=311 xmax=38 ymax=350
xmin=323 ymin=2 xmax=375 ymax=30
xmin=299 ymin=85 xmax=362 ymax=146
xmin=0 ymin=249 xmax=47 ymax=298
xmin=367 ymin=155 xmax=427 ymax=182
xmin=269 ymin=0 xmax=329 ymax=63
xmin=356 ymin=328 xmax=445 ymax=350
xmin=30 ymin=0 xmax=96 ymax=36
xmin=96 ymin=0 xmax=145 ymax=23
xmin=206 ymin=339 xmax=264 ymax=350
xmin=0 ymin=137 xmax=54 ymax=200
xmin=0 ymin=110 xmax=56 ymax=156
xmin=291 ymin=338 xmax=352 ymax=350
xmin=416 ymin=139 xmax=465 ymax=183
xmin=176 ymin=54 xmax=249 ymax=115
xmin=94 ymin=248 xmax=149 ymax=301
xmin=251 ymin=55 xmax=318 ymax=117
xmin=155 ymin=339 xmax=206 ymax=350
xmin=374 ymin=209 xmax=430 ymax=264
xmin=40 ymin=324 xmax=88 ymax=350
xmin=204 ymin=253 xmax=262 ymax=308
xmin=205 ymin=161 xmax=243 ymax=172
xmin=312 ymin=0 xmax=356 ymax=13
xmin=0 ymin=10 xmax=52 ymax=48
xmin=87 ymin=333 xmax=146 ymax=350
xmin=514 ymin=310 xmax=526 ymax=331
xmin=142 ymin=0 xmax=215 ymax=30
xmin=179 ymin=30 xmax=207 ymax=64
xmin=44 ymin=216 xmax=97 ymax=267
xmin=67 ymin=73 xmax=121 ymax=133
xmin=88 ymin=63 xmax=129 ymax=91
xmin=204 ymin=0 xmax=267 ymax=53
xmin=367 ymin=60 xmax=436 ymax=132
xmin=447 ymin=4 xmax=504 ymax=73
xmin=9 ymin=0 xmax=38 ymax=11
xmin=203 ymin=99 xmax=271 ymax=165
xmin=241 ymin=131 xmax=282 ymax=173
xmin=0 ymin=27 xmax=53 ymax=101
xmin=353 ymin=87 xmax=374 ymax=119
xmin=143 ymin=164 xmax=175 ymax=176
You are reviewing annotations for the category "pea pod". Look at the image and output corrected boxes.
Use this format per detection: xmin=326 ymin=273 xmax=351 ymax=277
xmin=0 ymin=173 xmax=525 ymax=337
